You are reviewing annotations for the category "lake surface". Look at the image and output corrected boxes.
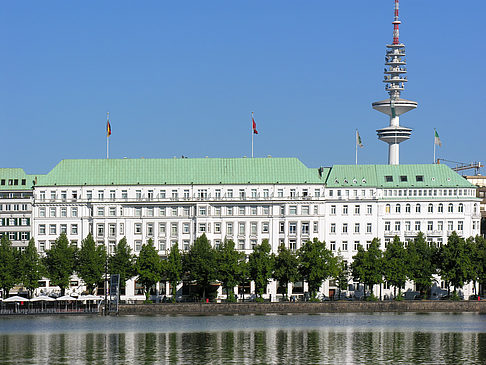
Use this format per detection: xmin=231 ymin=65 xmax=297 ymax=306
xmin=0 ymin=313 xmax=485 ymax=364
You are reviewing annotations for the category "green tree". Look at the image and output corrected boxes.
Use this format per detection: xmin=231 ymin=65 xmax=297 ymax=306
xmin=77 ymin=234 xmax=107 ymax=294
xmin=0 ymin=235 xmax=18 ymax=298
xmin=109 ymin=237 xmax=135 ymax=288
xmin=215 ymin=239 xmax=246 ymax=302
xmin=298 ymin=238 xmax=337 ymax=300
xmin=468 ymin=236 xmax=486 ymax=296
xmin=135 ymin=238 xmax=162 ymax=301
xmin=19 ymin=238 xmax=44 ymax=298
xmin=438 ymin=232 xmax=472 ymax=295
xmin=164 ymin=242 xmax=183 ymax=302
xmin=351 ymin=238 xmax=383 ymax=299
xmin=406 ymin=233 xmax=437 ymax=295
xmin=273 ymin=244 xmax=299 ymax=300
xmin=383 ymin=236 xmax=408 ymax=298
xmin=184 ymin=234 xmax=217 ymax=300
xmin=334 ymin=255 xmax=350 ymax=300
xmin=248 ymin=239 xmax=274 ymax=300
xmin=43 ymin=233 xmax=77 ymax=295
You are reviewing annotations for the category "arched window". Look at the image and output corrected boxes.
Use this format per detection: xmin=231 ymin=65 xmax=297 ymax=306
xmin=474 ymin=204 xmax=478 ymax=214
xmin=385 ymin=204 xmax=391 ymax=214
xmin=438 ymin=203 xmax=443 ymax=213
xmin=396 ymin=204 xmax=401 ymax=213
xmin=428 ymin=204 xmax=433 ymax=213
xmin=448 ymin=203 xmax=453 ymax=213
xmin=458 ymin=203 xmax=463 ymax=213
xmin=405 ymin=204 xmax=411 ymax=213
xmin=416 ymin=204 xmax=421 ymax=213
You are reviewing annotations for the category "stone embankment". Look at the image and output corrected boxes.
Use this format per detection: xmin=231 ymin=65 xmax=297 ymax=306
xmin=119 ymin=301 xmax=486 ymax=315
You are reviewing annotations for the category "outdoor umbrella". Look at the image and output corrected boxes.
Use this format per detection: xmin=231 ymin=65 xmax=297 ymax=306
xmin=3 ymin=296 xmax=30 ymax=303
xmin=31 ymin=295 xmax=56 ymax=311
xmin=56 ymin=295 xmax=76 ymax=311
xmin=78 ymin=295 xmax=103 ymax=311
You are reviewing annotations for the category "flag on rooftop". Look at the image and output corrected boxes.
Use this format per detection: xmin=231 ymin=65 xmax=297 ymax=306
xmin=107 ymin=119 xmax=112 ymax=137
xmin=356 ymin=130 xmax=363 ymax=148
xmin=252 ymin=112 xmax=258 ymax=134
xmin=434 ymin=129 xmax=441 ymax=147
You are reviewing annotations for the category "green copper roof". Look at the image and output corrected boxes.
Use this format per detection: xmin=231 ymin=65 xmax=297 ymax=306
xmin=36 ymin=158 xmax=327 ymax=186
xmin=0 ymin=168 xmax=37 ymax=190
xmin=326 ymin=164 xmax=474 ymax=188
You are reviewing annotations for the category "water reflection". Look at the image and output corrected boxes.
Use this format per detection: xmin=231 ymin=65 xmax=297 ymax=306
xmin=0 ymin=315 xmax=485 ymax=364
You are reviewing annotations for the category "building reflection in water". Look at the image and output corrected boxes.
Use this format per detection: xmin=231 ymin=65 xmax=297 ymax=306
xmin=0 ymin=328 xmax=485 ymax=364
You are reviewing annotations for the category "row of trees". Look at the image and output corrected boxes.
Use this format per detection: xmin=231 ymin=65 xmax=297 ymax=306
xmin=1 ymin=232 xmax=485 ymax=301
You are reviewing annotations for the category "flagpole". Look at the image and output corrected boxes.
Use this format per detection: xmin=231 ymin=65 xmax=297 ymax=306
xmin=434 ymin=129 xmax=436 ymax=164
xmin=355 ymin=129 xmax=358 ymax=165
xmin=251 ymin=112 xmax=254 ymax=158
xmin=106 ymin=112 xmax=109 ymax=159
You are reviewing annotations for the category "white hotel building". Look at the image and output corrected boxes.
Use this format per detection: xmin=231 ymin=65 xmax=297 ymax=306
xmin=29 ymin=157 xmax=481 ymax=299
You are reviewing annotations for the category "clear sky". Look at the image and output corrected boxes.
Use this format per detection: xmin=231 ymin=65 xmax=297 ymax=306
xmin=1 ymin=0 xmax=484 ymax=175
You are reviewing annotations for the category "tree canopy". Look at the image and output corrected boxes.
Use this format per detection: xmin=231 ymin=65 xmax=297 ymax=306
xmin=109 ymin=237 xmax=135 ymax=288
xmin=248 ymin=239 xmax=274 ymax=299
xmin=215 ymin=239 xmax=246 ymax=302
xmin=273 ymin=244 xmax=299 ymax=299
xmin=0 ymin=235 xmax=18 ymax=298
xmin=76 ymin=234 xmax=106 ymax=294
xmin=43 ymin=233 xmax=77 ymax=295
xmin=19 ymin=238 xmax=44 ymax=298
xmin=135 ymin=238 xmax=162 ymax=300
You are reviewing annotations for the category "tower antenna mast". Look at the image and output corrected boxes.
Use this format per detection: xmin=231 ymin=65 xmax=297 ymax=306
xmin=372 ymin=0 xmax=418 ymax=165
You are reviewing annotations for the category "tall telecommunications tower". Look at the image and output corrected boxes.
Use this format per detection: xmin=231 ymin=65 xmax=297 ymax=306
xmin=372 ymin=0 xmax=417 ymax=165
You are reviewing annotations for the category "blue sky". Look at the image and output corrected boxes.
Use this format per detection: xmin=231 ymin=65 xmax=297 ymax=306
xmin=1 ymin=1 xmax=484 ymax=175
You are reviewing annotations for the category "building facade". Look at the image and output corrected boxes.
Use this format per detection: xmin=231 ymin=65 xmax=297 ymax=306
xmin=0 ymin=169 xmax=34 ymax=249
xmin=27 ymin=157 xmax=481 ymax=299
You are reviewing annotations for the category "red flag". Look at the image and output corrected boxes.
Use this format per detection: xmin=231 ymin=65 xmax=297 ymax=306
xmin=107 ymin=120 xmax=112 ymax=137
xmin=252 ymin=117 xmax=258 ymax=135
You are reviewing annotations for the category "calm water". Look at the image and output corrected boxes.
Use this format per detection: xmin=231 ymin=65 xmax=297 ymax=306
xmin=0 ymin=313 xmax=485 ymax=364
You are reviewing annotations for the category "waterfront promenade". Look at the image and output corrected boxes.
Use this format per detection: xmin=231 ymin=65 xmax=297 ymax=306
xmin=119 ymin=301 xmax=486 ymax=315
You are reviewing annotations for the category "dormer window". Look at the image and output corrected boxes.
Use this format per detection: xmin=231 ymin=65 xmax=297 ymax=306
xmin=385 ymin=176 xmax=393 ymax=182
xmin=400 ymin=176 xmax=408 ymax=182
xmin=416 ymin=175 xmax=424 ymax=182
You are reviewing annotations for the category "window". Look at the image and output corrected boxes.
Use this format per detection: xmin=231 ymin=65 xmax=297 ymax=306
xmin=239 ymin=189 xmax=246 ymax=199
xmin=427 ymin=221 xmax=433 ymax=231
xmin=343 ymin=205 xmax=348 ymax=215
xmin=405 ymin=204 xmax=411 ymax=213
xmin=385 ymin=221 xmax=391 ymax=231
xmin=416 ymin=175 xmax=424 ymax=182
xmin=159 ymin=207 xmax=165 ymax=216
xmin=458 ymin=203 xmax=463 ymax=213
xmin=214 ymin=222 xmax=221 ymax=233
xmin=183 ymin=223 xmax=190 ymax=234
xmin=120 ymin=223 xmax=124 ymax=235
xmin=184 ymin=206 xmax=191 ymax=216
xmin=277 ymin=189 xmax=283 ymax=198
xmin=263 ymin=206 xmax=270 ymax=215
xmin=110 ymin=190 xmax=116 ymax=200
xmin=159 ymin=223 xmax=166 ymax=236
xmin=354 ymin=205 xmax=360 ymax=215
xmin=428 ymin=204 xmax=433 ymax=213
xmin=121 ymin=190 xmax=128 ymax=199
xmin=238 ymin=206 xmax=245 ymax=215
xmin=98 ymin=191 xmax=104 ymax=200
xmin=171 ymin=223 xmax=178 ymax=236
xmin=251 ymin=206 xmax=257 ymax=215
xmin=395 ymin=204 xmax=401 ymax=213
xmin=330 ymin=223 xmax=336 ymax=233
xmin=60 ymin=224 xmax=67 ymax=234
xmin=135 ymin=241 xmax=142 ymax=252
xmin=262 ymin=222 xmax=269 ymax=233
xmin=290 ymin=189 xmax=296 ymax=197
xmin=39 ymin=224 xmax=46 ymax=235
xmin=172 ymin=190 xmax=178 ymax=199
xmin=415 ymin=221 xmax=421 ymax=231
xmin=250 ymin=222 xmax=257 ymax=235
xmin=199 ymin=223 xmax=207 ymax=233
xmin=438 ymin=204 xmax=443 ymax=213
xmin=97 ymin=207 xmax=105 ymax=216
xmin=289 ymin=206 xmax=297 ymax=215
xmin=342 ymin=241 xmax=348 ymax=251
xmin=109 ymin=224 xmax=116 ymax=237
xmin=279 ymin=222 xmax=285 ymax=233
xmin=447 ymin=221 xmax=453 ymax=231
xmin=263 ymin=189 xmax=269 ymax=198
xmin=301 ymin=206 xmax=310 ymax=215
xmin=313 ymin=222 xmax=318 ymax=233
xmin=330 ymin=242 xmax=336 ymax=251
xmin=199 ymin=206 xmax=207 ymax=216
xmin=159 ymin=241 xmax=166 ymax=251
xmin=385 ymin=176 xmax=393 ymax=182
xmin=226 ymin=222 xmax=233 ymax=235
xmin=395 ymin=221 xmax=401 ymax=231
xmin=331 ymin=205 xmax=336 ymax=215
xmin=251 ymin=189 xmax=257 ymax=198
xmin=50 ymin=207 xmax=56 ymax=217
xmin=227 ymin=189 xmax=233 ymax=198
xmin=400 ymin=176 xmax=408 ymax=182
xmin=109 ymin=207 xmax=116 ymax=216
xmin=366 ymin=223 xmax=372 ymax=233
xmin=147 ymin=223 xmax=154 ymax=236
xmin=238 ymin=222 xmax=245 ymax=235
xmin=134 ymin=223 xmax=142 ymax=234
xmin=342 ymin=223 xmax=348 ymax=234
xmin=416 ymin=204 xmax=421 ymax=213
xmin=438 ymin=221 xmax=443 ymax=231
xmin=354 ymin=223 xmax=360 ymax=233
xmin=367 ymin=205 xmax=372 ymax=215
xmin=50 ymin=224 xmax=57 ymax=235
xmin=289 ymin=222 xmax=297 ymax=235
xmin=50 ymin=191 xmax=56 ymax=200
xmin=146 ymin=207 xmax=154 ymax=217
xmin=198 ymin=189 xmax=208 ymax=199
xmin=227 ymin=207 xmax=233 ymax=216
xmin=385 ymin=204 xmax=390 ymax=214
xmin=458 ymin=221 xmax=463 ymax=231
xmin=313 ymin=205 xmax=318 ymax=215
xmin=39 ymin=207 xmax=46 ymax=217
xmin=302 ymin=222 xmax=309 ymax=235
xmin=159 ymin=190 xmax=166 ymax=199
xmin=448 ymin=204 xmax=453 ymax=213
xmin=238 ymin=240 xmax=245 ymax=250
xmin=314 ymin=189 xmax=320 ymax=197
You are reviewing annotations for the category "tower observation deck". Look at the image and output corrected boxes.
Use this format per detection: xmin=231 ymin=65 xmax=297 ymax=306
xmin=372 ymin=0 xmax=417 ymax=165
